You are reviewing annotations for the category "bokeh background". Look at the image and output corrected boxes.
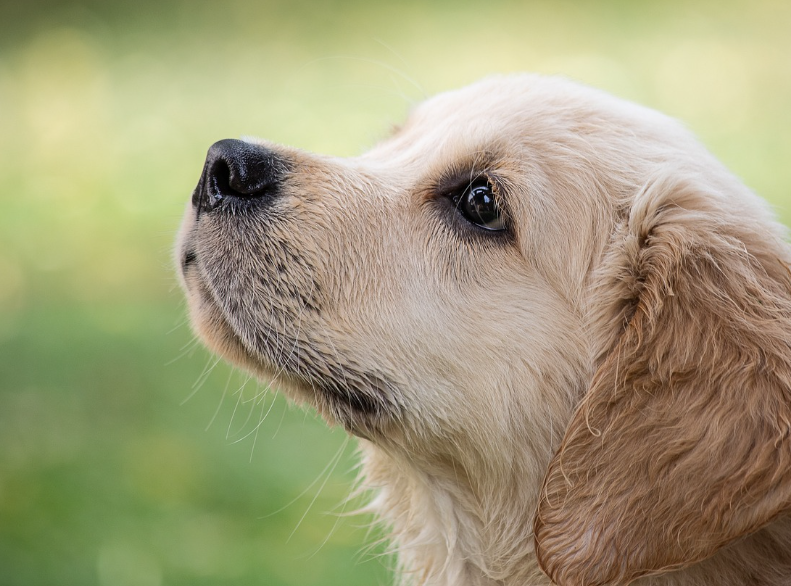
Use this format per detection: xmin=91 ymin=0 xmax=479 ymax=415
xmin=1 ymin=1 xmax=790 ymax=585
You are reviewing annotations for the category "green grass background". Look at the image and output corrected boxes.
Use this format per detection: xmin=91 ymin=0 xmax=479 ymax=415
xmin=1 ymin=1 xmax=790 ymax=585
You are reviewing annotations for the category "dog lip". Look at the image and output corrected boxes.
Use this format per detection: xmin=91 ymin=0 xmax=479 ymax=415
xmin=179 ymin=250 xmax=198 ymax=280
xmin=181 ymin=249 xmax=197 ymax=272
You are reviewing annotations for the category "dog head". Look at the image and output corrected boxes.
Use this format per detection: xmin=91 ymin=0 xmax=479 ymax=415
xmin=177 ymin=74 xmax=791 ymax=585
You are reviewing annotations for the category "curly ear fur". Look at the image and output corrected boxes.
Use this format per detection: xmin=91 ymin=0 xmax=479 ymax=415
xmin=534 ymin=171 xmax=791 ymax=586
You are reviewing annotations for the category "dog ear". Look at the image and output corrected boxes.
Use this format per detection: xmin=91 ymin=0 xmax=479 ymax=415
xmin=534 ymin=172 xmax=791 ymax=586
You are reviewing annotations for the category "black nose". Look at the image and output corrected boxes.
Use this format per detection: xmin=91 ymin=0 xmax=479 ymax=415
xmin=192 ymin=139 xmax=287 ymax=215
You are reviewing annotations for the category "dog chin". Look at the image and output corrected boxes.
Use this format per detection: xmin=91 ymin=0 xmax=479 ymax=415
xmin=183 ymin=279 xmax=307 ymax=399
xmin=183 ymin=272 xmax=399 ymax=437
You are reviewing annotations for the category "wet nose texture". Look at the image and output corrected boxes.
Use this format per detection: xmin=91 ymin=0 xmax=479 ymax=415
xmin=192 ymin=139 xmax=288 ymax=216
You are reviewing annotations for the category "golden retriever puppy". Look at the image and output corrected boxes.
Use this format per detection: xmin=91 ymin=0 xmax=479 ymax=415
xmin=176 ymin=74 xmax=791 ymax=586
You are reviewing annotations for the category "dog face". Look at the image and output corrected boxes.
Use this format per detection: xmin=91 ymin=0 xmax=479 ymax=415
xmin=177 ymin=75 xmax=791 ymax=585
xmin=177 ymin=76 xmax=605 ymax=443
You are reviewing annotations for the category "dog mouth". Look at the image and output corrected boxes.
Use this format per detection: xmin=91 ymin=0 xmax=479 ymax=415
xmin=181 ymin=243 xmax=403 ymax=435
xmin=180 ymin=249 xmax=197 ymax=273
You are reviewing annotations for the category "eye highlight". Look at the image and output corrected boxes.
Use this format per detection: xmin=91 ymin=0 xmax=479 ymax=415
xmin=453 ymin=180 xmax=505 ymax=231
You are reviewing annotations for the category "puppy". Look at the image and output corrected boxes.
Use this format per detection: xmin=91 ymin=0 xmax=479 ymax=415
xmin=176 ymin=74 xmax=791 ymax=586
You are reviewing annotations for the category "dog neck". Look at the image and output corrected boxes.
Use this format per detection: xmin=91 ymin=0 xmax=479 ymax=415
xmin=358 ymin=427 xmax=791 ymax=586
xmin=359 ymin=440 xmax=552 ymax=586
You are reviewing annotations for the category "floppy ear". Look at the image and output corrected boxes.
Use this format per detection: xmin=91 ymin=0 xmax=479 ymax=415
xmin=534 ymin=172 xmax=791 ymax=586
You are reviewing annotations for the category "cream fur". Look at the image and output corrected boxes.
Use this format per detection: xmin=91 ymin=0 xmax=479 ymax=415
xmin=177 ymin=74 xmax=791 ymax=585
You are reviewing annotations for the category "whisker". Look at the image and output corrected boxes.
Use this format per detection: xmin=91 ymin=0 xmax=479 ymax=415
xmin=259 ymin=435 xmax=351 ymax=520
xmin=287 ymin=435 xmax=350 ymax=542
xmin=293 ymin=54 xmax=425 ymax=102
xmin=228 ymin=385 xmax=278 ymax=446
xmin=271 ymin=395 xmax=289 ymax=439
xmin=225 ymin=375 xmax=253 ymax=440
xmin=180 ymin=354 xmax=221 ymax=405
xmin=164 ymin=336 xmax=201 ymax=366
xmin=248 ymin=385 xmax=268 ymax=462
xmin=205 ymin=366 xmax=235 ymax=431
xmin=372 ymin=38 xmax=427 ymax=99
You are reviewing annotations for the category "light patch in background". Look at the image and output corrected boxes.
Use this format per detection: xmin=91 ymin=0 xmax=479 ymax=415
xmin=541 ymin=53 xmax=638 ymax=100
xmin=123 ymin=433 xmax=202 ymax=505
xmin=0 ymin=253 xmax=26 ymax=342
xmin=655 ymin=39 xmax=754 ymax=134
xmin=17 ymin=27 xmax=111 ymax=165
xmin=96 ymin=542 xmax=162 ymax=586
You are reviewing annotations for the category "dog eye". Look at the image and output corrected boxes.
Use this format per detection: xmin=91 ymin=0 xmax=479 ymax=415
xmin=454 ymin=181 xmax=505 ymax=231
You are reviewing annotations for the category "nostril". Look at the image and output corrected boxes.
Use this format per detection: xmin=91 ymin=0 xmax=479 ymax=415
xmin=207 ymin=156 xmax=234 ymax=199
xmin=192 ymin=138 xmax=287 ymax=215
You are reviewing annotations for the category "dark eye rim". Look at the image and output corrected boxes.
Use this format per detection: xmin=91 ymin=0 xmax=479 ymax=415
xmin=438 ymin=172 xmax=510 ymax=235
xmin=452 ymin=179 xmax=505 ymax=231
xmin=420 ymin=164 xmax=515 ymax=244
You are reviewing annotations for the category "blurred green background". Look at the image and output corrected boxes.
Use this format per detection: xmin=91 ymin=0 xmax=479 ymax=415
xmin=1 ymin=0 xmax=790 ymax=585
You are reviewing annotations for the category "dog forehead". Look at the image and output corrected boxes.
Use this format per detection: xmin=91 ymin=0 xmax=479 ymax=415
xmin=360 ymin=76 xmax=536 ymax=165
xmin=414 ymin=76 xmax=533 ymax=126
xmin=363 ymin=74 xmax=651 ymax=169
